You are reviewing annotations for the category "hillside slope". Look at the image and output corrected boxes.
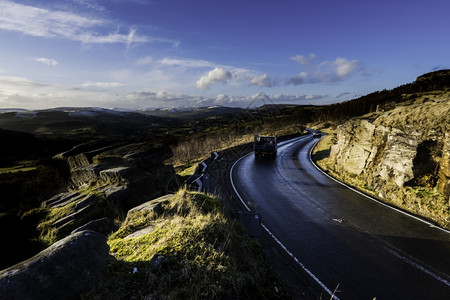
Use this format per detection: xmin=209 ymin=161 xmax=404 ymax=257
xmin=316 ymin=87 xmax=449 ymax=228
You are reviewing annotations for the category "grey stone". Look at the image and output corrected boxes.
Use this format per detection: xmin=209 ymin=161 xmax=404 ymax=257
xmin=124 ymin=225 xmax=155 ymax=239
xmin=0 ymin=230 xmax=109 ymax=300
xmin=42 ymin=192 xmax=84 ymax=209
xmin=71 ymin=217 xmax=114 ymax=235
xmin=72 ymin=194 xmax=97 ymax=212
xmin=126 ymin=194 xmax=172 ymax=220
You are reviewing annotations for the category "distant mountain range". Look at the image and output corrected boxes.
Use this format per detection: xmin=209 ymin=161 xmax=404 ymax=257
xmin=0 ymin=105 xmax=253 ymax=140
xmin=1 ymin=69 xmax=449 ymax=139
xmin=0 ymin=105 xmax=245 ymax=117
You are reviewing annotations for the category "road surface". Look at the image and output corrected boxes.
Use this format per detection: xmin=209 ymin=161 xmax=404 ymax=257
xmin=230 ymin=134 xmax=450 ymax=299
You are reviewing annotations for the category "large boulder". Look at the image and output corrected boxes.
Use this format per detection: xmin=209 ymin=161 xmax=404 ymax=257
xmin=0 ymin=230 xmax=109 ymax=300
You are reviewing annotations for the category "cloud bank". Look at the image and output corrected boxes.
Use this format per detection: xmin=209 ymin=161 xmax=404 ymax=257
xmin=124 ymin=90 xmax=328 ymax=109
xmin=287 ymin=54 xmax=362 ymax=85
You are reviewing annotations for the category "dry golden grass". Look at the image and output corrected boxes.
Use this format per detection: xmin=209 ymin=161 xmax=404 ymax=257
xmin=311 ymin=94 xmax=450 ymax=229
xmin=84 ymin=189 xmax=281 ymax=299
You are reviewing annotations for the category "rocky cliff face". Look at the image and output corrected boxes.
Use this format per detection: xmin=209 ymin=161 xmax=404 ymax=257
xmin=327 ymin=92 xmax=450 ymax=227
xmin=55 ymin=141 xmax=177 ymax=193
xmin=1 ymin=141 xmax=180 ymax=297
xmin=47 ymin=141 xmax=179 ymax=240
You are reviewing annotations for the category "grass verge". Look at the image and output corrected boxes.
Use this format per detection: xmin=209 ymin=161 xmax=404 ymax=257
xmin=83 ymin=189 xmax=286 ymax=299
xmin=312 ymin=129 xmax=450 ymax=229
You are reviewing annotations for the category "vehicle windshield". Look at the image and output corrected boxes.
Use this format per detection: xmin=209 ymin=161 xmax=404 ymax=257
xmin=257 ymin=137 xmax=275 ymax=144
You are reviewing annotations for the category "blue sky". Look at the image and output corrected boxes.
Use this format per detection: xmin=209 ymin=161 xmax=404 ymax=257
xmin=0 ymin=0 xmax=449 ymax=110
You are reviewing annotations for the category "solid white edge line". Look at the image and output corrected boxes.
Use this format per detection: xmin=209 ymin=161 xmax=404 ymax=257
xmin=261 ymin=223 xmax=340 ymax=300
xmin=386 ymin=248 xmax=450 ymax=288
xmin=309 ymin=137 xmax=450 ymax=286
xmin=229 ymin=146 xmax=340 ymax=300
xmin=229 ymin=154 xmax=251 ymax=212
xmin=308 ymin=138 xmax=450 ymax=235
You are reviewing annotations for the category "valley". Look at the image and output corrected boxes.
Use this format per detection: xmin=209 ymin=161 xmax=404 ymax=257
xmin=0 ymin=70 xmax=449 ymax=299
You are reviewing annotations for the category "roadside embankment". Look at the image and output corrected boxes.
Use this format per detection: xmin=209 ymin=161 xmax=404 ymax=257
xmin=312 ymin=93 xmax=450 ymax=229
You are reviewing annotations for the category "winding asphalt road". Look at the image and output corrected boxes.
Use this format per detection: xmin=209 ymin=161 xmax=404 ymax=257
xmin=230 ymin=134 xmax=450 ymax=299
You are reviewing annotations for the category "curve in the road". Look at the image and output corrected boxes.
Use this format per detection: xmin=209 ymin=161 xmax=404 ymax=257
xmin=230 ymin=136 xmax=341 ymax=299
xmin=230 ymin=134 xmax=450 ymax=299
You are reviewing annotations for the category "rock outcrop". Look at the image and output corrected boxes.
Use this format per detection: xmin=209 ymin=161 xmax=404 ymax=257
xmin=0 ymin=141 xmax=180 ymax=295
xmin=55 ymin=141 xmax=175 ymax=190
xmin=327 ymin=92 xmax=450 ymax=227
xmin=0 ymin=230 xmax=109 ymax=300
xmin=44 ymin=141 xmax=179 ymax=241
xmin=330 ymin=94 xmax=449 ymax=196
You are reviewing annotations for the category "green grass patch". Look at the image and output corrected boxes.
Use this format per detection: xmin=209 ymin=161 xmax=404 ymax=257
xmin=0 ymin=160 xmax=38 ymax=174
xmin=30 ymin=189 xmax=112 ymax=247
xmin=84 ymin=189 xmax=285 ymax=299
xmin=177 ymin=163 xmax=199 ymax=177
xmin=32 ymin=201 xmax=78 ymax=246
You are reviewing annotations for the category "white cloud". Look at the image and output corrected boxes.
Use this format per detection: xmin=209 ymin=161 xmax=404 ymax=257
xmin=0 ymin=1 xmax=102 ymax=37
xmin=285 ymin=72 xmax=307 ymax=85
xmin=155 ymin=57 xmax=276 ymax=91
xmin=290 ymin=53 xmax=317 ymax=65
xmin=196 ymin=67 xmax=232 ymax=90
xmin=0 ymin=76 xmax=47 ymax=88
xmin=0 ymin=72 xmax=330 ymax=109
xmin=331 ymin=57 xmax=360 ymax=79
xmin=0 ymin=1 xmax=174 ymax=47
xmin=248 ymin=74 xmax=276 ymax=87
xmin=30 ymin=57 xmax=59 ymax=66
xmin=122 ymin=90 xmax=328 ymax=109
xmin=123 ymin=90 xmax=211 ymax=109
xmin=211 ymin=92 xmax=328 ymax=107
xmin=73 ymin=0 xmax=106 ymax=11
xmin=0 ymin=76 xmax=100 ymax=109
xmin=287 ymin=54 xmax=362 ymax=85
xmin=159 ymin=57 xmax=214 ymax=68
xmin=82 ymin=82 xmax=124 ymax=88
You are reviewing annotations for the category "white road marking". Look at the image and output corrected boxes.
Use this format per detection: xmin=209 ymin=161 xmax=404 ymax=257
xmin=194 ymin=175 xmax=203 ymax=192
xmin=386 ymin=248 xmax=450 ymax=288
xmin=308 ymin=137 xmax=450 ymax=285
xmin=308 ymin=138 xmax=450 ymax=235
xmin=229 ymin=139 xmax=340 ymax=299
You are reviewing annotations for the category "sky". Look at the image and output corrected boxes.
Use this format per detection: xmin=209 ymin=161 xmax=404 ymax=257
xmin=0 ymin=0 xmax=449 ymax=110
